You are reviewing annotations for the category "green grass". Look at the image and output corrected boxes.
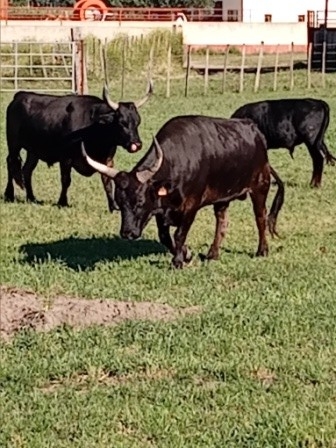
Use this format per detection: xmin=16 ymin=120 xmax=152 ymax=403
xmin=1 ymin=72 xmax=336 ymax=447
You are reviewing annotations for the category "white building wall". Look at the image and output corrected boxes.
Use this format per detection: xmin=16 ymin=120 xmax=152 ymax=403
xmin=242 ymin=0 xmax=336 ymax=23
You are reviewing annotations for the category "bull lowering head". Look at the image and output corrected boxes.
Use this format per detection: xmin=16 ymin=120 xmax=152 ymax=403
xmin=101 ymin=80 xmax=153 ymax=153
xmin=82 ymin=137 xmax=164 ymax=240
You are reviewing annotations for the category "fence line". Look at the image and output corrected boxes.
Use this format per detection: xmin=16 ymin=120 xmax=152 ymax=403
xmin=1 ymin=33 xmax=336 ymax=96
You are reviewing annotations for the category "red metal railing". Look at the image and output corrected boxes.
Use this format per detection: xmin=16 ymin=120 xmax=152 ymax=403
xmin=0 ymin=7 xmax=226 ymax=22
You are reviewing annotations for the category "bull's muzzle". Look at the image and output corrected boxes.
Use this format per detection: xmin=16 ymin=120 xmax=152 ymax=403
xmin=121 ymin=228 xmax=140 ymax=240
xmin=129 ymin=142 xmax=142 ymax=153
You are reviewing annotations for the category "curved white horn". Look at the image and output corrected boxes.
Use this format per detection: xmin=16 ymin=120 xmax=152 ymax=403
xmin=81 ymin=142 xmax=119 ymax=178
xmin=102 ymin=84 xmax=119 ymax=110
xmin=134 ymin=80 xmax=153 ymax=109
xmin=136 ymin=135 xmax=163 ymax=184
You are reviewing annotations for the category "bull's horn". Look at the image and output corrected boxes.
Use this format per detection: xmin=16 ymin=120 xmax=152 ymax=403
xmin=81 ymin=142 xmax=119 ymax=178
xmin=102 ymin=84 xmax=119 ymax=111
xmin=134 ymin=80 xmax=153 ymax=109
xmin=136 ymin=135 xmax=163 ymax=184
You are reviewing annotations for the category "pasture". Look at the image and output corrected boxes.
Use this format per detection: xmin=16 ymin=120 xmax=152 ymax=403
xmin=1 ymin=71 xmax=336 ymax=447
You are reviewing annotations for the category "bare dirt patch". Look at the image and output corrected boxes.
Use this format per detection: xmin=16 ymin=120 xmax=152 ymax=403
xmin=40 ymin=366 xmax=176 ymax=394
xmin=0 ymin=285 xmax=199 ymax=341
xmin=251 ymin=367 xmax=277 ymax=388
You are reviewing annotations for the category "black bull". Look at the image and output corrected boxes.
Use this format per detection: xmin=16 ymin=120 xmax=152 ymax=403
xmin=82 ymin=116 xmax=285 ymax=268
xmin=231 ymin=98 xmax=336 ymax=187
xmin=4 ymin=81 xmax=153 ymax=210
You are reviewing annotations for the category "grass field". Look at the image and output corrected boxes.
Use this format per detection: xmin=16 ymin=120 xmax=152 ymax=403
xmin=1 ymin=72 xmax=336 ymax=447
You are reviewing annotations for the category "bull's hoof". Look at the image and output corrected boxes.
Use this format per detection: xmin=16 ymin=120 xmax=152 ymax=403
xmin=256 ymin=247 xmax=269 ymax=257
xmin=172 ymin=256 xmax=184 ymax=269
xmin=199 ymin=251 xmax=219 ymax=262
xmin=4 ymin=187 xmax=14 ymax=202
xmin=108 ymin=202 xmax=120 ymax=213
xmin=56 ymin=201 xmax=70 ymax=208
xmin=27 ymin=197 xmax=43 ymax=205
xmin=183 ymin=247 xmax=193 ymax=263
xmin=4 ymin=194 xmax=14 ymax=203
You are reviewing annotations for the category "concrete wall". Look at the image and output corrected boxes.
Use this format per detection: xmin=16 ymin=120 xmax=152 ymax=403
xmin=0 ymin=20 xmax=174 ymax=43
xmin=183 ymin=22 xmax=307 ymax=46
xmin=1 ymin=20 xmax=308 ymax=47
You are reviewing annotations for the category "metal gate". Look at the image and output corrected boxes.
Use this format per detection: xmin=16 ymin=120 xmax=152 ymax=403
xmin=0 ymin=41 xmax=75 ymax=93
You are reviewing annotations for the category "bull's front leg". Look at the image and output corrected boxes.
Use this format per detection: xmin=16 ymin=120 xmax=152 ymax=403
xmin=205 ymin=202 xmax=230 ymax=261
xmin=156 ymin=215 xmax=174 ymax=253
xmin=101 ymin=156 xmax=119 ymax=213
xmin=57 ymin=159 xmax=72 ymax=207
xmin=172 ymin=210 xmax=197 ymax=269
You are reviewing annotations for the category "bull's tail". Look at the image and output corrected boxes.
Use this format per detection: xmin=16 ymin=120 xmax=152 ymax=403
xmin=8 ymin=154 xmax=25 ymax=189
xmin=315 ymin=101 xmax=336 ymax=165
xmin=268 ymin=165 xmax=285 ymax=238
xmin=6 ymin=101 xmax=25 ymax=190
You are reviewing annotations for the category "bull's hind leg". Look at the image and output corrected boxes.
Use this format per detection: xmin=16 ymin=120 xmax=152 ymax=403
xmin=57 ymin=160 xmax=72 ymax=207
xmin=308 ymin=144 xmax=324 ymax=188
xmin=22 ymin=152 xmax=39 ymax=203
xmin=4 ymin=146 xmax=24 ymax=202
xmin=4 ymin=157 xmax=15 ymax=202
xmin=205 ymin=202 xmax=229 ymax=261
xmin=250 ymin=168 xmax=271 ymax=257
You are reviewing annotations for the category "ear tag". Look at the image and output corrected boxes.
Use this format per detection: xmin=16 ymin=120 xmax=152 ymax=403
xmin=158 ymin=186 xmax=168 ymax=196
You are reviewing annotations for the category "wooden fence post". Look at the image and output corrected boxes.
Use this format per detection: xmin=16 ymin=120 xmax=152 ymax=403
xmin=273 ymin=44 xmax=279 ymax=91
xmin=166 ymin=39 xmax=172 ymax=98
xmin=221 ymin=45 xmax=229 ymax=94
xmin=121 ymin=36 xmax=127 ymax=99
xmin=307 ymin=42 xmax=312 ymax=89
xmin=148 ymin=41 xmax=154 ymax=82
xmin=289 ymin=42 xmax=294 ymax=90
xmin=322 ymin=40 xmax=327 ymax=88
xmin=204 ymin=46 xmax=209 ymax=94
xmin=239 ymin=44 xmax=246 ymax=93
xmin=254 ymin=41 xmax=264 ymax=93
xmin=14 ymin=41 xmax=18 ymax=90
xmin=185 ymin=45 xmax=191 ymax=97
xmin=71 ymin=27 xmax=88 ymax=94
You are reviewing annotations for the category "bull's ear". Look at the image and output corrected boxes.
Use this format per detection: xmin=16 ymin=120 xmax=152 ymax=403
xmin=90 ymin=105 xmax=114 ymax=124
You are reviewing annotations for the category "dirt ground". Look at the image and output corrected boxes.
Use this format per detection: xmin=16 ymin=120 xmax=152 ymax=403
xmin=0 ymin=285 xmax=199 ymax=342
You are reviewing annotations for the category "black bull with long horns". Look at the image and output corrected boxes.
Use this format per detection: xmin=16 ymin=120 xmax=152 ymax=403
xmin=82 ymin=115 xmax=285 ymax=268
xmin=4 ymin=81 xmax=153 ymax=210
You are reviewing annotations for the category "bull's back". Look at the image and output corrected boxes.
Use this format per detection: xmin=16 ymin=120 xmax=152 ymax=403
xmin=231 ymin=98 xmax=328 ymax=149
xmin=147 ymin=116 xmax=268 ymax=198
xmin=6 ymin=91 xmax=104 ymax=151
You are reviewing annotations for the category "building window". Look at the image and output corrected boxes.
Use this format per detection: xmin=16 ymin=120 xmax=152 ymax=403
xmin=264 ymin=14 xmax=272 ymax=22
xmin=298 ymin=14 xmax=305 ymax=22
xmin=227 ymin=9 xmax=239 ymax=22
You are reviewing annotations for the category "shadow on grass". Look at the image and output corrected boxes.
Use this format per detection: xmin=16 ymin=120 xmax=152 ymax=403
xmin=19 ymin=236 xmax=166 ymax=271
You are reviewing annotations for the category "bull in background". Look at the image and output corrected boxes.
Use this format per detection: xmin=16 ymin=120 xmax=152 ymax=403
xmin=231 ymin=98 xmax=336 ymax=187
xmin=4 ymin=81 xmax=153 ymax=211
xmin=82 ymin=115 xmax=285 ymax=269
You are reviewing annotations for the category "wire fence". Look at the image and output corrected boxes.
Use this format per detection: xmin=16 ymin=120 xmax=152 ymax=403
xmin=1 ymin=30 xmax=336 ymax=96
